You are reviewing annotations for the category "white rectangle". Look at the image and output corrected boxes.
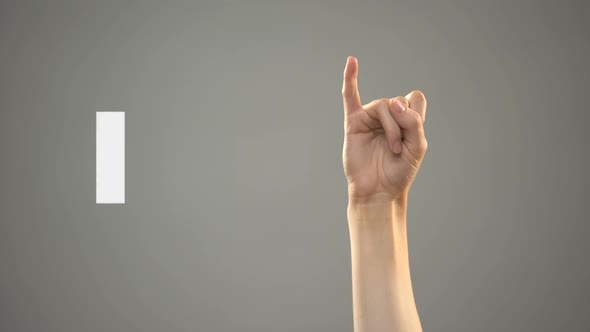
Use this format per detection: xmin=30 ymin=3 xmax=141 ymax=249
xmin=96 ymin=112 xmax=125 ymax=204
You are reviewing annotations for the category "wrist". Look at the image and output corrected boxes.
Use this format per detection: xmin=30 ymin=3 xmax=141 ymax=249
xmin=347 ymin=193 xmax=408 ymax=229
xmin=347 ymin=189 xmax=408 ymax=205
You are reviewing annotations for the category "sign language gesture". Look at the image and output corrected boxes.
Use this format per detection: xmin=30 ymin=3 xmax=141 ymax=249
xmin=342 ymin=56 xmax=428 ymax=203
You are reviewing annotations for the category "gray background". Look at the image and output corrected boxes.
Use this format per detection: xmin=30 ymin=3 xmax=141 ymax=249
xmin=1 ymin=0 xmax=588 ymax=331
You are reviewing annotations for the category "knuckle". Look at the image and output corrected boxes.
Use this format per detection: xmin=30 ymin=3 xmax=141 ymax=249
xmin=411 ymin=112 xmax=423 ymax=128
xmin=372 ymin=98 xmax=390 ymax=115
xmin=415 ymin=138 xmax=428 ymax=155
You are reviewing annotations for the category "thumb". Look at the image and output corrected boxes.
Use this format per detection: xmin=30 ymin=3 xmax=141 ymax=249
xmin=389 ymin=99 xmax=428 ymax=159
xmin=342 ymin=56 xmax=362 ymax=116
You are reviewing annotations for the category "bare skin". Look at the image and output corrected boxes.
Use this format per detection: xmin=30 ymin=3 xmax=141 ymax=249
xmin=342 ymin=55 xmax=428 ymax=332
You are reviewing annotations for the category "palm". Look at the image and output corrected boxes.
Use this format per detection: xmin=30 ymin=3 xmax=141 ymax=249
xmin=341 ymin=56 xmax=428 ymax=201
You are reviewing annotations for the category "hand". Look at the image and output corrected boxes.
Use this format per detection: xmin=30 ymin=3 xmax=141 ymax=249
xmin=342 ymin=56 xmax=428 ymax=203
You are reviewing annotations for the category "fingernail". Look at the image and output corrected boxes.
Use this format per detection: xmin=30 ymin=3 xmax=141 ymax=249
xmin=393 ymin=141 xmax=402 ymax=154
xmin=395 ymin=100 xmax=406 ymax=112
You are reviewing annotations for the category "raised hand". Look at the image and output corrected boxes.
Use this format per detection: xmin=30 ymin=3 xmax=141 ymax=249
xmin=342 ymin=56 xmax=428 ymax=203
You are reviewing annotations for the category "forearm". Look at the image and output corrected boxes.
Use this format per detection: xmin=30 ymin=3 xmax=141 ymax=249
xmin=348 ymin=195 xmax=422 ymax=332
